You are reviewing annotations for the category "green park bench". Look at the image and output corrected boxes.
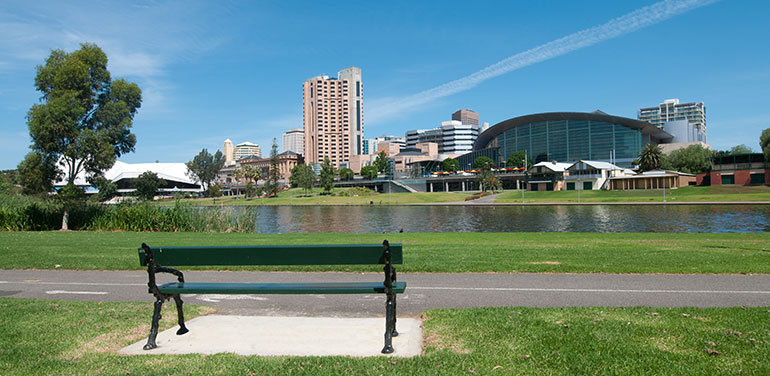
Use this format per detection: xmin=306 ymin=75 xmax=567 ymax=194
xmin=137 ymin=240 xmax=406 ymax=354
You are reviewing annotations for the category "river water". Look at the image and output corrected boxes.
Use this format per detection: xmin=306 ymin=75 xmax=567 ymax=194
xmin=223 ymin=205 xmax=770 ymax=233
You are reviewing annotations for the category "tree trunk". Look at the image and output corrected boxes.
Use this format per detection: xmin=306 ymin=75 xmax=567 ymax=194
xmin=61 ymin=209 xmax=69 ymax=231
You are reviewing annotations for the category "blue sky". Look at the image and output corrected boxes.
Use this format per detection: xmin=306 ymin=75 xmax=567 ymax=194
xmin=1 ymin=0 xmax=768 ymax=170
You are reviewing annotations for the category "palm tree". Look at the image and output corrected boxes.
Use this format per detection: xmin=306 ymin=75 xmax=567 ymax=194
xmin=637 ymin=144 xmax=663 ymax=172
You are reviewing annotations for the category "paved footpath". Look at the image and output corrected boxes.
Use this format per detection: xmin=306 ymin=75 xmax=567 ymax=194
xmin=2 ymin=270 xmax=769 ymax=317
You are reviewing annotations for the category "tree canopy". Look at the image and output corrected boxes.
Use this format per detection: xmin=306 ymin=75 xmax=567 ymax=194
xmin=374 ymin=151 xmax=389 ymax=173
xmin=761 ymin=128 xmax=770 ymax=161
xmin=506 ymin=151 xmax=531 ymax=169
xmin=730 ymin=144 xmax=753 ymax=154
xmin=25 ymin=43 xmax=141 ymax=187
xmin=17 ymin=152 xmax=58 ymax=195
xmin=134 ymin=171 xmax=165 ymax=201
xmin=360 ymin=165 xmax=378 ymax=179
xmin=290 ymin=164 xmax=315 ymax=194
xmin=186 ymin=148 xmax=224 ymax=193
xmin=637 ymin=144 xmax=663 ymax=172
xmin=209 ymin=183 xmax=223 ymax=198
xmin=473 ymin=156 xmax=494 ymax=170
xmin=441 ymin=158 xmax=459 ymax=172
xmin=92 ymin=176 xmax=117 ymax=202
xmin=339 ymin=167 xmax=354 ymax=181
xmin=661 ymin=144 xmax=712 ymax=174
xmin=233 ymin=165 xmax=260 ymax=186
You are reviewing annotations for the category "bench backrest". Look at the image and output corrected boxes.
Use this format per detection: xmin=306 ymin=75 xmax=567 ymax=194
xmin=138 ymin=244 xmax=403 ymax=266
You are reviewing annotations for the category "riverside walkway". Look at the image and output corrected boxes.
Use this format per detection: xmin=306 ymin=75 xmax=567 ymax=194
xmin=3 ymin=269 xmax=770 ymax=317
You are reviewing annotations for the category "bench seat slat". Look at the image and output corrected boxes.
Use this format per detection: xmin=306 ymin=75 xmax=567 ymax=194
xmin=139 ymin=244 xmax=403 ymax=266
xmin=157 ymin=281 xmax=407 ymax=295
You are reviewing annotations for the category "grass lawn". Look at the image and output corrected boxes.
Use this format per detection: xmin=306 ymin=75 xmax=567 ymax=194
xmin=159 ymin=188 xmax=472 ymax=206
xmin=1 ymin=298 xmax=768 ymax=375
xmin=495 ymin=185 xmax=770 ymax=204
xmin=1 ymin=231 xmax=768 ymax=274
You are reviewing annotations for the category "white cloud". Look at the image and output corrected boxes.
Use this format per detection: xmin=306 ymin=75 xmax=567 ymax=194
xmin=0 ymin=1 xmax=229 ymax=114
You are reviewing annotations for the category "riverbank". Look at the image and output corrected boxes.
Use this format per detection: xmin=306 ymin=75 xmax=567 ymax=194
xmin=2 ymin=232 xmax=768 ymax=274
xmin=162 ymin=185 xmax=770 ymax=206
xmin=2 ymin=298 xmax=767 ymax=375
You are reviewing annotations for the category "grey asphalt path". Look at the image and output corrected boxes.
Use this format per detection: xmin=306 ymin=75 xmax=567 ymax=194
xmin=2 ymin=270 xmax=769 ymax=317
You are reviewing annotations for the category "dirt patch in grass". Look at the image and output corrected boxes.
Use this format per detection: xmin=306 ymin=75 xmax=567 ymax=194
xmin=63 ymin=305 xmax=216 ymax=360
xmin=527 ymin=261 xmax=562 ymax=265
xmin=423 ymin=324 xmax=472 ymax=355
xmin=649 ymin=336 xmax=691 ymax=354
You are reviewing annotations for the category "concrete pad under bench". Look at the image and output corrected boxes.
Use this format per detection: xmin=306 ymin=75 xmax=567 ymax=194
xmin=119 ymin=315 xmax=422 ymax=357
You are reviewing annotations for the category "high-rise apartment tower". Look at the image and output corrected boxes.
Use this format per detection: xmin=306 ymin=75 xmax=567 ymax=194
xmin=303 ymin=67 xmax=363 ymax=168
xmin=638 ymin=98 xmax=706 ymax=142
xmin=282 ymin=128 xmax=304 ymax=155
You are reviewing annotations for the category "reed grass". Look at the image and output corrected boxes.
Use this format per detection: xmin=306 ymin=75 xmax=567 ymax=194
xmin=0 ymin=194 xmax=257 ymax=232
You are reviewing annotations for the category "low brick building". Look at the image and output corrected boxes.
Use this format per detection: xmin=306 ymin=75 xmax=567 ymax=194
xmin=697 ymin=153 xmax=769 ymax=186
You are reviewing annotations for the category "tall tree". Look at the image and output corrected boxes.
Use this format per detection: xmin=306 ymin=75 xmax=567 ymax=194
xmin=186 ymin=149 xmax=224 ymax=194
xmin=24 ymin=43 xmax=141 ymax=229
xmin=637 ymin=144 xmax=663 ymax=172
xmin=319 ymin=157 xmax=335 ymax=193
xmin=761 ymin=128 xmax=770 ymax=161
xmin=506 ymin=151 xmax=531 ymax=169
xmin=374 ymin=151 xmax=388 ymax=173
xmin=661 ymin=144 xmax=712 ymax=174
xmin=441 ymin=158 xmax=459 ymax=172
xmin=290 ymin=164 xmax=315 ymax=195
xmin=134 ymin=171 xmax=165 ymax=201
xmin=265 ymin=139 xmax=281 ymax=197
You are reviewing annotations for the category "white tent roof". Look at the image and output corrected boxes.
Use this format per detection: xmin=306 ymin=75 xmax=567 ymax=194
xmin=56 ymin=160 xmax=197 ymax=187
xmin=106 ymin=161 xmax=197 ymax=185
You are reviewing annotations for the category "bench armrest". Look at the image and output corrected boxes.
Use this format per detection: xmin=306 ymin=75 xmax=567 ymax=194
xmin=142 ymin=243 xmax=185 ymax=298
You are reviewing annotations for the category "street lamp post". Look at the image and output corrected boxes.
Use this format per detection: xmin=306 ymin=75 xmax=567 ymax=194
xmin=521 ymin=153 xmax=527 ymax=204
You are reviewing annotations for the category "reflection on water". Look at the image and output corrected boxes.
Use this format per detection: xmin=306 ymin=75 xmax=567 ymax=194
xmin=234 ymin=205 xmax=770 ymax=233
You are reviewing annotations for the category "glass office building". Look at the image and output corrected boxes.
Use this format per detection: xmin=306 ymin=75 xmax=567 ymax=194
xmin=472 ymin=112 xmax=673 ymax=168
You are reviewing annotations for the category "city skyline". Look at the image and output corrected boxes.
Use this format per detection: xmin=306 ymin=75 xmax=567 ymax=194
xmin=1 ymin=0 xmax=769 ymax=170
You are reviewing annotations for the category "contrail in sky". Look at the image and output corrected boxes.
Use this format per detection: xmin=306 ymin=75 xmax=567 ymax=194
xmin=367 ymin=0 xmax=719 ymax=123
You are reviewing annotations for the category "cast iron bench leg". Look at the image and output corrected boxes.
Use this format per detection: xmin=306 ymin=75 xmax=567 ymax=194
xmin=381 ymin=293 xmax=395 ymax=354
xmin=143 ymin=299 xmax=164 ymax=350
xmin=392 ymin=294 xmax=398 ymax=337
xmin=173 ymin=294 xmax=189 ymax=335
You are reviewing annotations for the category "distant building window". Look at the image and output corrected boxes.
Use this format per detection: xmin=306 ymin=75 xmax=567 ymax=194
xmin=356 ymin=100 xmax=361 ymax=131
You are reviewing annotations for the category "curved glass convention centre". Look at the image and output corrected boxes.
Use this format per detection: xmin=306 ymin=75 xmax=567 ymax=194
xmin=472 ymin=112 xmax=673 ymax=167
